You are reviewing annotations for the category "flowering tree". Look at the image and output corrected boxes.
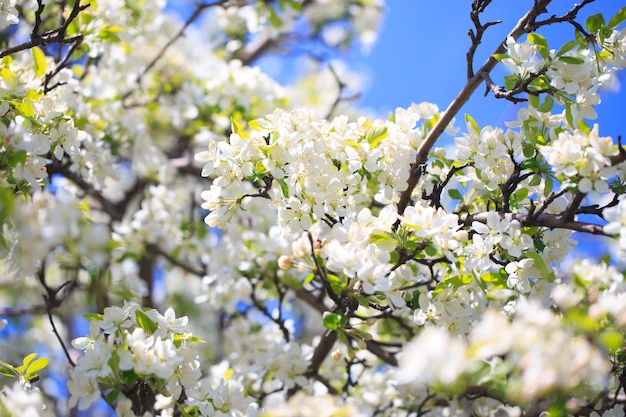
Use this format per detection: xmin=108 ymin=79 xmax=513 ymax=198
xmin=1 ymin=0 xmax=626 ymax=415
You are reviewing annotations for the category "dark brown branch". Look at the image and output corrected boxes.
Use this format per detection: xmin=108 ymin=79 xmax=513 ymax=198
xmin=43 ymin=35 xmax=84 ymax=93
xmin=364 ymin=339 xmax=398 ymax=367
xmin=236 ymin=33 xmax=277 ymax=66
xmin=466 ymin=0 xmax=501 ymax=79
xmin=247 ymin=275 xmax=291 ymax=342
xmin=480 ymin=66 xmax=550 ymax=103
xmin=463 ymin=211 xmax=608 ymax=235
xmin=396 ymin=0 xmax=554 ymax=217
xmin=533 ymin=0 xmax=596 ymax=36
xmin=528 ymin=187 xmax=569 ymax=220
xmin=129 ymin=1 xmax=225 ymax=91
xmin=500 ymin=156 xmax=534 ymax=212
xmin=146 ymin=244 xmax=206 ymax=278
xmin=306 ymin=329 xmax=338 ymax=378
xmin=562 ymin=189 xmax=586 ymax=222
xmin=48 ymin=160 xmax=126 ymax=221
xmin=47 ymin=307 xmax=75 ymax=367
xmin=307 ymin=232 xmax=341 ymax=305
xmin=424 ymin=163 xmax=470 ymax=209
xmin=324 ymin=62 xmax=360 ymax=119
xmin=0 ymin=1 xmax=90 ymax=59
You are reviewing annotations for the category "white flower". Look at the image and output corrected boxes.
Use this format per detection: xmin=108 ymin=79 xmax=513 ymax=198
xmin=396 ymin=326 xmax=468 ymax=386
xmin=464 ymin=234 xmax=494 ymax=270
xmin=500 ymin=221 xmax=533 ymax=258
xmin=0 ymin=0 xmax=18 ymax=29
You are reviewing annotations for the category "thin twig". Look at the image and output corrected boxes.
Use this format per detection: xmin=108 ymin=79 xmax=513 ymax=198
xmin=0 ymin=1 xmax=90 ymax=59
xmin=47 ymin=307 xmax=75 ymax=367
xmin=396 ymin=0 xmax=554 ymax=218
xmin=124 ymin=1 xmax=225 ymax=101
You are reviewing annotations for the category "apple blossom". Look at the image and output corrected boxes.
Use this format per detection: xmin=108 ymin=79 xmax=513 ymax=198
xmin=1 ymin=2 xmax=626 ymax=417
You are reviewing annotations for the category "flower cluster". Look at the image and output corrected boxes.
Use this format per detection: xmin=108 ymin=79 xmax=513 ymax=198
xmin=4 ymin=188 xmax=109 ymax=276
xmin=197 ymin=104 xmax=453 ymax=233
xmin=454 ymin=122 xmax=524 ymax=191
xmin=500 ymin=28 xmax=626 ymax=127
xmin=69 ymin=301 xmax=257 ymax=416
xmin=540 ymin=124 xmax=617 ymax=192
xmin=398 ymin=303 xmax=611 ymax=404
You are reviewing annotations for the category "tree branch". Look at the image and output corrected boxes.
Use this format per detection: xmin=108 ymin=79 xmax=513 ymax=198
xmin=462 ymin=210 xmax=608 ymax=235
xmin=0 ymin=1 xmax=90 ymax=59
xmin=396 ymin=0 xmax=553 ymax=217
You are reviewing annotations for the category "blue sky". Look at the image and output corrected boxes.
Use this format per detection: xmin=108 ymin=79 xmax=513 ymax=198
xmin=356 ymin=1 xmax=626 ymax=138
xmin=352 ymin=1 xmax=625 ymax=259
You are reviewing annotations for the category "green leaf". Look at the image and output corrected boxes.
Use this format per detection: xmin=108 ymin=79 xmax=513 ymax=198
xmin=599 ymin=329 xmax=623 ymax=353
xmin=558 ymin=55 xmax=585 ymax=65
xmin=565 ymin=103 xmax=574 ymax=127
xmin=230 ymin=115 xmax=245 ymax=136
xmin=608 ymin=7 xmax=626 ymax=29
xmin=22 ymin=353 xmax=37 ymax=368
xmin=481 ymin=272 xmax=505 ymax=284
xmin=528 ymin=94 xmax=540 ymax=109
xmin=322 ymin=311 xmax=344 ymax=330
xmin=98 ymin=25 xmax=124 ymax=42
xmin=464 ymin=113 xmax=479 ymax=135
xmin=513 ymin=187 xmax=529 ymax=201
xmin=25 ymin=357 xmax=48 ymax=375
xmin=0 ymin=187 xmax=14 ymax=223
xmin=555 ymin=40 xmax=578 ymax=57
xmin=411 ymin=291 xmax=421 ymax=309
xmin=268 ymin=7 xmax=282 ymax=28
xmin=528 ymin=174 xmax=542 ymax=187
xmin=105 ymin=386 xmax=121 ymax=403
xmin=0 ymin=360 xmax=17 ymax=378
xmin=504 ymin=75 xmax=518 ymax=91
xmin=544 ymin=175 xmax=554 ymax=197
xmin=364 ymin=126 xmax=388 ymax=148
xmin=135 ymin=309 xmax=158 ymax=334
xmin=492 ymin=53 xmax=509 ymax=62
xmin=527 ymin=33 xmax=548 ymax=49
xmin=448 ymin=188 xmax=463 ymax=201
xmin=176 ymin=403 xmax=196 ymax=417
xmin=83 ymin=312 xmax=104 ymax=320
xmin=585 ymin=13 xmax=605 ymax=33
xmin=16 ymin=99 xmax=35 ymax=118
xmin=424 ymin=245 xmax=437 ymax=257
xmin=537 ymin=95 xmax=554 ymax=113
xmin=276 ymin=178 xmax=289 ymax=198
xmin=121 ymin=370 xmax=139 ymax=385
xmin=248 ymin=119 xmax=261 ymax=131
xmin=31 ymin=47 xmax=46 ymax=78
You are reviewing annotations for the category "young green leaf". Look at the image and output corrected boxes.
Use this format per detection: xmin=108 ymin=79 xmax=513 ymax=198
xmin=464 ymin=113 xmax=479 ymax=135
xmin=558 ymin=55 xmax=585 ymax=65
xmin=322 ymin=311 xmax=344 ymax=330
xmin=135 ymin=309 xmax=158 ymax=334
xmin=31 ymin=47 xmax=47 ymax=78
xmin=25 ymin=356 xmax=48 ymax=375
xmin=365 ymin=126 xmax=388 ymax=148
xmin=555 ymin=40 xmax=578 ymax=57
xmin=608 ymin=7 xmax=626 ymax=29
xmin=585 ymin=13 xmax=605 ymax=33
xmin=527 ymin=33 xmax=548 ymax=48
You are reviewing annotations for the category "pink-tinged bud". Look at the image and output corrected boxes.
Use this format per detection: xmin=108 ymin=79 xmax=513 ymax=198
xmin=278 ymin=255 xmax=293 ymax=270
xmin=331 ymin=348 xmax=342 ymax=360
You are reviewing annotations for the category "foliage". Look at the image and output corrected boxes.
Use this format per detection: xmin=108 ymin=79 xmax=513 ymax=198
xmin=0 ymin=0 xmax=625 ymax=416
